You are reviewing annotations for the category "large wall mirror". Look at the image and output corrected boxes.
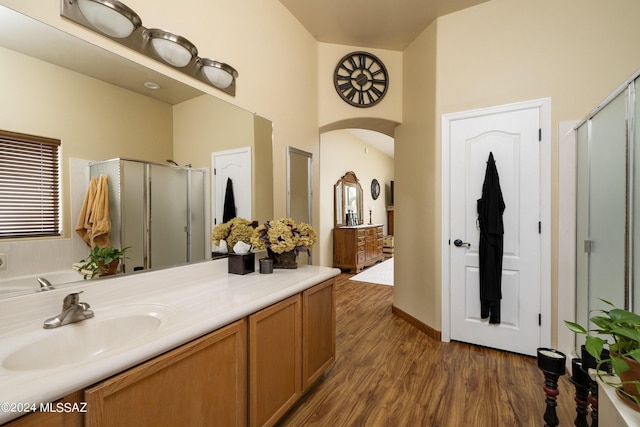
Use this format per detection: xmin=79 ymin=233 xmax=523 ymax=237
xmin=0 ymin=6 xmax=273 ymax=298
xmin=334 ymin=171 xmax=363 ymax=227
xmin=287 ymin=147 xmax=312 ymax=265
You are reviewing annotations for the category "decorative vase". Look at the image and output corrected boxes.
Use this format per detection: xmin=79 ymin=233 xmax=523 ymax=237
xmin=99 ymin=260 xmax=119 ymax=276
xmin=616 ymin=354 xmax=640 ymax=400
xmin=267 ymin=248 xmax=298 ymax=269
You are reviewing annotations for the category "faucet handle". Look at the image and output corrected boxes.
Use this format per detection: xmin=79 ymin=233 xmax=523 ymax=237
xmin=62 ymin=291 xmax=83 ymax=308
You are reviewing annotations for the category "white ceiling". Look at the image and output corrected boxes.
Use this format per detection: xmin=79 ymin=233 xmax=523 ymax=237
xmin=346 ymin=129 xmax=394 ymax=158
xmin=279 ymin=0 xmax=489 ymax=158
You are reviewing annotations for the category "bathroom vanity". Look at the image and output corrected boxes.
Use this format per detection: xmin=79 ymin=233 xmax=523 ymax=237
xmin=0 ymin=259 xmax=339 ymax=427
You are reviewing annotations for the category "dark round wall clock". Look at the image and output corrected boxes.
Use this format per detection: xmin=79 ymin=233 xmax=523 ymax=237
xmin=371 ymin=179 xmax=380 ymax=200
xmin=333 ymin=51 xmax=388 ymax=108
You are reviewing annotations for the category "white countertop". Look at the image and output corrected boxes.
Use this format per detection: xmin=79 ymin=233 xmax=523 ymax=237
xmin=598 ymin=375 xmax=640 ymax=426
xmin=0 ymin=258 xmax=340 ymax=424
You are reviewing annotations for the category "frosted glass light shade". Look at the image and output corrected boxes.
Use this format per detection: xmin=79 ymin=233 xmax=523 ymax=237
xmin=147 ymin=29 xmax=197 ymax=68
xmin=77 ymin=0 xmax=141 ymax=39
xmin=201 ymin=59 xmax=238 ymax=89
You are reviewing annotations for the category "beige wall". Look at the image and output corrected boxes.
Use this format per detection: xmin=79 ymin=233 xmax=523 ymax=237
xmin=172 ymin=95 xmax=254 ymax=170
xmin=0 ymin=46 xmax=173 ymax=238
xmin=6 ymin=0 xmax=640 ymax=351
xmin=394 ymin=22 xmax=438 ymax=327
xmin=318 ymin=43 xmax=403 ymax=129
xmin=2 ymin=0 xmax=319 ymax=224
xmin=395 ymin=0 xmax=640 ymax=346
xmin=319 ymin=130 xmax=394 ymax=267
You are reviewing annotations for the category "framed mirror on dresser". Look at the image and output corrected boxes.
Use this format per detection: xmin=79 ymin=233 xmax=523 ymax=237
xmin=334 ymin=171 xmax=363 ymax=226
xmin=333 ymin=171 xmax=384 ymax=272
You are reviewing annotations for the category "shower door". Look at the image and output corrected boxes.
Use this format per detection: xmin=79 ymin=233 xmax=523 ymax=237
xmin=575 ymin=76 xmax=638 ymax=340
xmin=149 ymin=164 xmax=189 ymax=269
xmin=149 ymin=164 xmax=207 ymax=269
xmin=90 ymin=159 xmax=207 ymax=273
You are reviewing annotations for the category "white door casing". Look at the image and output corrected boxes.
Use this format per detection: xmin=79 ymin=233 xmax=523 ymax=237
xmin=441 ymin=98 xmax=551 ymax=356
xmin=211 ymin=147 xmax=252 ymax=227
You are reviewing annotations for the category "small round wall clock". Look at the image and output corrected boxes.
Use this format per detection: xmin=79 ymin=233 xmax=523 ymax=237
xmin=371 ymin=179 xmax=380 ymax=200
xmin=333 ymin=51 xmax=388 ymax=108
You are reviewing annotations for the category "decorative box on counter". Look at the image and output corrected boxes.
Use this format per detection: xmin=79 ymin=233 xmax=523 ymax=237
xmin=228 ymin=252 xmax=255 ymax=275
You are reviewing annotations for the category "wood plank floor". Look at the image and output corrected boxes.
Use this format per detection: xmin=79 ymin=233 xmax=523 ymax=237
xmin=277 ymin=273 xmax=578 ymax=427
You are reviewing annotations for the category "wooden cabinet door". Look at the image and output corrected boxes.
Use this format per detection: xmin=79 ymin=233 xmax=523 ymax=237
xmin=84 ymin=320 xmax=247 ymax=427
xmin=249 ymin=294 xmax=302 ymax=427
xmin=365 ymin=228 xmax=376 ymax=261
xmin=376 ymin=226 xmax=384 ymax=258
xmin=302 ymin=279 xmax=336 ymax=391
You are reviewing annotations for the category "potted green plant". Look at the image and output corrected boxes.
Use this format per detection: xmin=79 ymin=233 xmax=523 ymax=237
xmin=565 ymin=298 xmax=640 ymax=405
xmin=76 ymin=246 xmax=129 ymax=279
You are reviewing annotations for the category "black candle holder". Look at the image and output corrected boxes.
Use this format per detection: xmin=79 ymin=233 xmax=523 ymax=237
xmin=537 ymin=347 xmax=567 ymax=427
xmin=569 ymin=358 xmax=590 ymax=427
xmin=579 ymin=344 xmax=610 ymax=427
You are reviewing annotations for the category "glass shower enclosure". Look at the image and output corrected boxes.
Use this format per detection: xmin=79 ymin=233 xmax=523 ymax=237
xmin=575 ymin=72 xmax=640 ymax=341
xmin=89 ymin=158 xmax=208 ymax=273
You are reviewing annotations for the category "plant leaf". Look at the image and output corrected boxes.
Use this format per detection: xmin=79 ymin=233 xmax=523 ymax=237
xmin=611 ymin=355 xmax=630 ymax=375
xmin=564 ymin=320 xmax=587 ymax=334
xmin=610 ymin=326 xmax=640 ymax=342
xmin=590 ymin=315 xmax=614 ymax=330
xmin=628 ymin=349 xmax=640 ymax=361
xmin=585 ymin=336 xmax=605 ymax=360
xmin=599 ymin=298 xmax=616 ymax=307
xmin=609 ymin=308 xmax=640 ymax=324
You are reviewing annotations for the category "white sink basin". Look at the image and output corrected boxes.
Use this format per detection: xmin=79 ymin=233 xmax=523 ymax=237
xmin=3 ymin=306 xmax=171 ymax=371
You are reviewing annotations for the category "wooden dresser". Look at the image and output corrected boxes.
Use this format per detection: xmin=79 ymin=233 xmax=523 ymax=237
xmin=333 ymin=225 xmax=384 ymax=272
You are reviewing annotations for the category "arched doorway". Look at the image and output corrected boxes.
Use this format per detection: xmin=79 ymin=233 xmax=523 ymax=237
xmin=318 ymin=118 xmax=398 ymax=269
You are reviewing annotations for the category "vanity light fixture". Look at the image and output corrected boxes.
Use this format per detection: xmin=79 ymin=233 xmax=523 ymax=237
xmin=200 ymin=58 xmax=238 ymax=89
xmin=146 ymin=29 xmax=197 ymax=68
xmin=75 ymin=0 xmax=141 ymax=39
xmin=61 ymin=0 xmax=238 ymax=96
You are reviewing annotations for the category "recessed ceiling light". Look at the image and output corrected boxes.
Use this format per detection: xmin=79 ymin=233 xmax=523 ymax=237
xmin=144 ymin=81 xmax=160 ymax=90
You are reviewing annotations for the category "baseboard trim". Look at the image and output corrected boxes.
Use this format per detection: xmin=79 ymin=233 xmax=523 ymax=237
xmin=391 ymin=305 xmax=441 ymax=341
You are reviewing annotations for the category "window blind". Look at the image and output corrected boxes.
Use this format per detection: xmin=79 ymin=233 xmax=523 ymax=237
xmin=0 ymin=130 xmax=61 ymax=238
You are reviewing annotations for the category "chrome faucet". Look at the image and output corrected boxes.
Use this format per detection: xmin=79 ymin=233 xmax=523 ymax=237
xmin=43 ymin=292 xmax=94 ymax=329
xmin=37 ymin=277 xmax=55 ymax=291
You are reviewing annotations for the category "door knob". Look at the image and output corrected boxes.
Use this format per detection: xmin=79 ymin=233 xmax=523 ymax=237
xmin=453 ymin=239 xmax=471 ymax=247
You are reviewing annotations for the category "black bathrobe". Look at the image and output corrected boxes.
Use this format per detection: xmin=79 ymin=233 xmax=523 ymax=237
xmin=477 ymin=152 xmax=505 ymax=324
xmin=223 ymin=178 xmax=236 ymax=223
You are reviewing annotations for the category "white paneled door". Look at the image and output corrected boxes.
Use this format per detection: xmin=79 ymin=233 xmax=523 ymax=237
xmin=446 ymin=100 xmax=548 ymax=356
xmin=211 ymin=147 xmax=251 ymax=227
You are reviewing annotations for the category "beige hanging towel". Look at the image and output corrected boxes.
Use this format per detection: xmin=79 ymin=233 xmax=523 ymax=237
xmin=90 ymin=174 xmax=111 ymax=248
xmin=74 ymin=176 xmax=97 ymax=247
xmin=74 ymin=175 xmax=111 ymax=248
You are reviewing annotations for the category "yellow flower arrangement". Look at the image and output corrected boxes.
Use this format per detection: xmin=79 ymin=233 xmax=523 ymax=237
xmin=211 ymin=217 xmax=255 ymax=253
xmin=251 ymin=218 xmax=317 ymax=254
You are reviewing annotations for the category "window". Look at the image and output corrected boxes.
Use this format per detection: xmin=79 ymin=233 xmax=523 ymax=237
xmin=0 ymin=130 xmax=61 ymax=238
